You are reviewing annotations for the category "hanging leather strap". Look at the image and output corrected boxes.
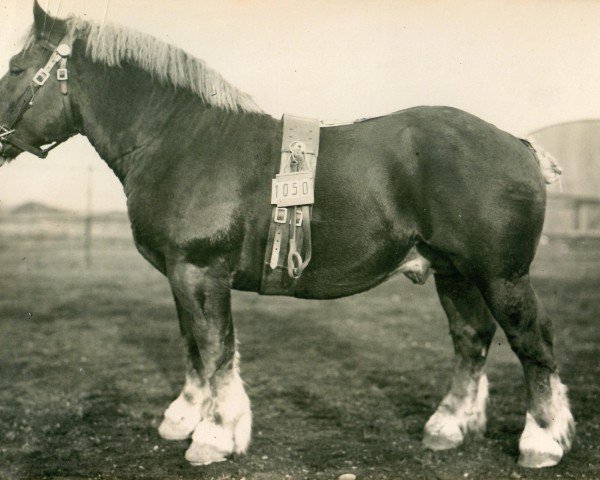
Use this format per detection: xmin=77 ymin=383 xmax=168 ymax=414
xmin=260 ymin=114 xmax=320 ymax=295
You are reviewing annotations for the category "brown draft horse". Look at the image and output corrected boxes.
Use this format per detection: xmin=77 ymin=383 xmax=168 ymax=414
xmin=0 ymin=2 xmax=574 ymax=469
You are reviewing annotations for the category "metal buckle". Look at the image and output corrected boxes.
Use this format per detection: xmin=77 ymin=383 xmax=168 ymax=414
xmin=289 ymin=141 xmax=306 ymax=156
xmin=288 ymin=141 xmax=306 ymax=168
xmin=56 ymin=44 xmax=71 ymax=57
xmin=0 ymin=126 xmax=15 ymax=139
xmin=295 ymin=209 xmax=303 ymax=226
xmin=274 ymin=207 xmax=288 ymax=224
xmin=33 ymin=69 xmax=50 ymax=86
xmin=56 ymin=68 xmax=68 ymax=81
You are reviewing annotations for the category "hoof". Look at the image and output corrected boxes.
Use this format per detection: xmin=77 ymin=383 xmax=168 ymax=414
xmin=185 ymin=442 xmax=229 ymax=466
xmin=423 ymin=415 xmax=464 ymax=451
xmin=518 ymin=448 xmax=562 ymax=469
xmin=423 ymin=429 xmax=464 ymax=451
xmin=158 ymin=391 xmax=202 ymax=441
xmin=158 ymin=417 xmax=194 ymax=441
xmin=186 ymin=420 xmax=235 ymax=466
xmin=518 ymin=412 xmax=565 ymax=468
xmin=423 ymin=374 xmax=488 ymax=451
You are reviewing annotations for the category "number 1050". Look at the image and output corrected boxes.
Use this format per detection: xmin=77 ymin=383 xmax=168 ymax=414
xmin=275 ymin=180 xmax=310 ymax=198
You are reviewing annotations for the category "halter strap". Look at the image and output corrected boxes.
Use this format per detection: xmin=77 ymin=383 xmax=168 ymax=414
xmin=0 ymin=36 xmax=77 ymax=159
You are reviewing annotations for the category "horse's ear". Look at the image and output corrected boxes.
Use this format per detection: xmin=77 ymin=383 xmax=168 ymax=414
xmin=33 ymin=0 xmax=49 ymax=36
xmin=33 ymin=0 xmax=66 ymax=40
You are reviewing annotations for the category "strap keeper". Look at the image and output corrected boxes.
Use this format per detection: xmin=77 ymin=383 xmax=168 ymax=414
xmin=274 ymin=207 xmax=288 ymax=224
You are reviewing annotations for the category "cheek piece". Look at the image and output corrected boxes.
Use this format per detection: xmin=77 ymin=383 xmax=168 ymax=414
xmin=0 ymin=39 xmax=76 ymax=159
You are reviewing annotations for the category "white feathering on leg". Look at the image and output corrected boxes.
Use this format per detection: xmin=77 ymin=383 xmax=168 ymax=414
xmin=423 ymin=374 xmax=489 ymax=450
xmin=158 ymin=375 xmax=208 ymax=441
xmin=518 ymin=374 xmax=575 ymax=468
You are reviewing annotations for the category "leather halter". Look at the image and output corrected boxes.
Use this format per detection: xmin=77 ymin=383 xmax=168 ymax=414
xmin=0 ymin=36 xmax=77 ymax=159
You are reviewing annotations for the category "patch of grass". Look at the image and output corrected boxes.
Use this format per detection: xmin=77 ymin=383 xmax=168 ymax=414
xmin=0 ymin=236 xmax=597 ymax=479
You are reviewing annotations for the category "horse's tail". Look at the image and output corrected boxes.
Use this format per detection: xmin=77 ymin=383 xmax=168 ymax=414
xmin=521 ymin=137 xmax=563 ymax=185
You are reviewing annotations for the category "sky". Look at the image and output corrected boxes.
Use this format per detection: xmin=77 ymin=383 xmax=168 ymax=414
xmin=0 ymin=0 xmax=599 ymax=212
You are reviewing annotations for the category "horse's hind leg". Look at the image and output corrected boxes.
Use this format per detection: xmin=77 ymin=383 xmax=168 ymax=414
xmin=423 ymin=273 xmax=497 ymax=450
xmin=158 ymin=258 xmax=251 ymax=466
xmin=479 ymin=274 xmax=574 ymax=468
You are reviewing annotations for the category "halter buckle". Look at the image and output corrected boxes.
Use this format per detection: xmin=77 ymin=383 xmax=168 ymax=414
xmin=56 ymin=68 xmax=68 ymax=81
xmin=0 ymin=126 xmax=15 ymax=139
xmin=33 ymin=69 xmax=50 ymax=86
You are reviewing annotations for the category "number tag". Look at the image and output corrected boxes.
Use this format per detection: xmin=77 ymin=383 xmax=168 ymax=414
xmin=271 ymin=171 xmax=314 ymax=207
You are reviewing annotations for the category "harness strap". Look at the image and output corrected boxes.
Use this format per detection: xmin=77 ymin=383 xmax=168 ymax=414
xmin=58 ymin=56 xmax=77 ymax=132
xmin=287 ymin=205 xmax=312 ymax=278
xmin=260 ymin=114 xmax=320 ymax=295
xmin=284 ymin=146 xmax=313 ymax=278
xmin=0 ymin=37 xmax=75 ymax=159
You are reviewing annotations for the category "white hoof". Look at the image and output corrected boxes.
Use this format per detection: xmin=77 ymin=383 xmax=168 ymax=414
xmin=519 ymin=412 xmax=564 ymax=468
xmin=423 ymin=411 xmax=465 ymax=450
xmin=158 ymin=417 xmax=195 ymax=441
xmin=518 ymin=375 xmax=575 ymax=468
xmin=158 ymin=393 xmax=202 ymax=441
xmin=186 ymin=420 xmax=234 ymax=466
xmin=518 ymin=413 xmax=564 ymax=468
xmin=186 ymin=443 xmax=229 ymax=466
xmin=184 ymin=407 xmax=251 ymax=466
xmin=423 ymin=374 xmax=488 ymax=450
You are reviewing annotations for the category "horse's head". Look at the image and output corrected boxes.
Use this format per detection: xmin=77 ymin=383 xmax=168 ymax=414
xmin=0 ymin=1 xmax=79 ymax=165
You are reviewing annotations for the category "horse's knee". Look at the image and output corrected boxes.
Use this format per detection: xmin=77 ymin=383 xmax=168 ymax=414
xmin=449 ymin=320 xmax=496 ymax=362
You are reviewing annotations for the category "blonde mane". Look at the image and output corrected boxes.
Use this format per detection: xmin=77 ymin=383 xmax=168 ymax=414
xmin=35 ymin=17 xmax=263 ymax=113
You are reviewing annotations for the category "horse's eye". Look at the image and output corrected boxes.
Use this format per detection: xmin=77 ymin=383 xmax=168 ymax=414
xmin=9 ymin=66 xmax=25 ymax=76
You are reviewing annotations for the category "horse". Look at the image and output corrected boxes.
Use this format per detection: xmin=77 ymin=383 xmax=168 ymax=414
xmin=0 ymin=1 xmax=574 ymax=469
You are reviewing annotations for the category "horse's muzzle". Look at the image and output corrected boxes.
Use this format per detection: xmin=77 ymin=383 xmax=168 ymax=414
xmin=0 ymin=141 xmax=6 ymax=166
xmin=0 ymin=142 xmax=18 ymax=165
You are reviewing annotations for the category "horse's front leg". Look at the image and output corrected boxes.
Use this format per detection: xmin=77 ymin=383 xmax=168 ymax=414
xmin=423 ymin=273 xmax=497 ymax=450
xmin=158 ymin=258 xmax=251 ymax=466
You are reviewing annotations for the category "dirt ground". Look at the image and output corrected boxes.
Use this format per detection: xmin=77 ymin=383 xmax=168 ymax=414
xmin=0 ymin=234 xmax=598 ymax=480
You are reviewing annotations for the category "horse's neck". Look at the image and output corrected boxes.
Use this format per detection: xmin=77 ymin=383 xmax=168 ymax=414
xmin=74 ymin=59 xmax=224 ymax=180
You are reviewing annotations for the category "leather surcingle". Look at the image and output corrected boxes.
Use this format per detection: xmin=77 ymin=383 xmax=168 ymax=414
xmin=260 ymin=114 xmax=320 ymax=295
